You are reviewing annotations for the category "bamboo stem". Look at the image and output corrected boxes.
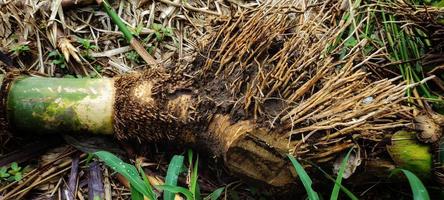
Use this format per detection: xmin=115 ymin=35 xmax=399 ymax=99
xmin=6 ymin=76 xmax=114 ymax=135
xmin=98 ymin=0 xmax=133 ymax=42
xmin=97 ymin=0 xmax=158 ymax=66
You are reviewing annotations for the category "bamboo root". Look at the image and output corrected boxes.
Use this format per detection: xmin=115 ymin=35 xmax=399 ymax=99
xmin=0 ymin=73 xmax=436 ymax=187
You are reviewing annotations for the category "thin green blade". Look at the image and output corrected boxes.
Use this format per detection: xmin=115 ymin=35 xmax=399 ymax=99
xmin=204 ymin=187 xmax=225 ymax=200
xmin=94 ymin=151 xmax=151 ymax=198
xmin=164 ymin=155 xmax=185 ymax=200
xmin=287 ymin=155 xmax=320 ymax=200
xmin=401 ymin=169 xmax=430 ymax=200
xmin=157 ymin=185 xmax=193 ymax=200
xmin=330 ymin=148 xmax=353 ymax=200
xmin=131 ymin=184 xmax=145 ymax=200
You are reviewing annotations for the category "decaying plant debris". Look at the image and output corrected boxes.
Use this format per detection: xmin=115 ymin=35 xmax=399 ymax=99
xmin=0 ymin=0 xmax=444 ymax=198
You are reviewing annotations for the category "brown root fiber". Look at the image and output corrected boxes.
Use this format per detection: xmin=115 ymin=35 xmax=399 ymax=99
xmin=113 ymin=69 xmax=200 ymax=143
xmin=112 ymin=0 xmax=418 ymax=187
xmin=114 ymin=69 xmax=295 ymax=186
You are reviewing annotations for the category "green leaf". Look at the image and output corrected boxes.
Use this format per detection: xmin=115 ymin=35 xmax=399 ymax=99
xmin=157 ymin=185 xmax=193 ymax=200
xmin=52 ymin=59 xmax=64 ymax=65
xmin=131 ymin=184 xmax=145 ymax=200
xmin=164 ymin=28 xmax=173 ymax=37
xmin=155 ymin=32 xmax=163 ymax=41
xmin=151 ymin=23 xmax=163 ymax=31
xmin=433 ymin=0 xmax=444 ymax=7
xmin=14 ymin=172 xmax=22 ymax=182
xmin=330 ymin=148 xmax=353 ymax=200
xmin=188 ymin=150 xmax=200 ymax=200
xmin=10 ymin=162 xmax=19 ymax=171
xmin=137 ymin=164 xmax=157 ymax=199
xmin=48 ymin=50 xmax=60 ymax=58
xmin=164 ymin=155 xmax=185 ymax=200
xmin=344 ymin=37 xmax=358 ymax=48
xmin=0 ymin=166 xmax=10 ymax=178
xmin=287 ymin=155 xmax=320 ymax=200
xmin=400 ymin=169 xmax=430 ymax=200
xmin=204 ymin=187 xmax=225 ymax=200
xmin=79 ymin=38 xmax=91 ymax=49
xmin=86 ymin=153 xmax=95 ymax=165
xmin=94 ymin=151 xmax=151 ymax=198
xmin=304 ymin=159 xmax=358 ymax=200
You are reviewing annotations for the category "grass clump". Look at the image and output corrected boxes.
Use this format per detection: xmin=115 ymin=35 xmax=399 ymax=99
xmin=94 ymin=150 xmax=225 ymax=200
xmin=288 ymin=150 xmax=431 ymax=200
xmin=331 ymin=0 xmax=444 ymax=110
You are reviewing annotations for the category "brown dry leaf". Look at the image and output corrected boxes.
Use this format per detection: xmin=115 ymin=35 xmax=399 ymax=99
xmin=58 ymin=37 xmax=81 ymax=63
xmin=333 ymin=147 xmax=362 ymax=179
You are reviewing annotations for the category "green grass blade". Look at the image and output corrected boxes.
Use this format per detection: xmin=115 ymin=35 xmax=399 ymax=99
xmin=401 ymin=169 xmax=430 ymax=200
xmin=330 ymin=148 xmax=353 ymax=200
xmin=191 ymin=154 xmax=200 ymax=200
xmin=100 ymin=0 xmax=133 ymax=41
xmin=131 ymin=184 xmax=145 ymax=200
xmin=287 ymin=155 xmax=320 ymax=200
xmin=203 ymin=187 xmax=225 ymax=200
xmin=137 ymin=164 xmax=157 ymax=199
xmin=187 ymin=150 xmax=201 ymax=200
xmin=94 ymin=151 xmax=152 ymax=198
xmin=305 ymin=159 xmax=358 ymax=200
xmin=164 ymin=155 xmax=185 ymax=200
xmin=157 ymin=185 xmax=194 ymax=200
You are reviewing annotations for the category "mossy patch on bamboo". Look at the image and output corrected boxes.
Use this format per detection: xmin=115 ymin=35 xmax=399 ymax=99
xmin=7 ymin=77 xmax=114 ymax=134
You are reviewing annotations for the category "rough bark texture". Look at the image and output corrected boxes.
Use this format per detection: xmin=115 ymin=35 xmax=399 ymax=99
xmin=113 ymin=69 xmax=297 ymax=186
xmin=113 ymin=69 xmax=201 ymax=143
xmin=208 ymin=115 xmax=294 ymax=186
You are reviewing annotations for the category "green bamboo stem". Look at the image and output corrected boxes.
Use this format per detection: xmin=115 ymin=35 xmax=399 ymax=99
xmin=97 ymin=0 xmax=157 ymax=66
xmin=98 ymin=0 xmax=133 ymax=42
xmin=4 ymin=75 xmax=114 ymax=135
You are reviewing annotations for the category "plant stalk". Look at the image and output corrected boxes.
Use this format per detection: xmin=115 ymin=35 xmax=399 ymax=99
xmin=97 ymin=0 xmax=158 ymax=66
xmin=5 ymin=75 xmax=114 ymax=135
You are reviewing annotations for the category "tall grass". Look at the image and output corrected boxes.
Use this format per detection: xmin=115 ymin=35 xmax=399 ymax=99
xmin=288 ymin=151 xmax=431 ymax=200
xmin=94 ymin=150 xmax=225 ymax=200
xmin=331 ymin=0 xmax=444 ymax=109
